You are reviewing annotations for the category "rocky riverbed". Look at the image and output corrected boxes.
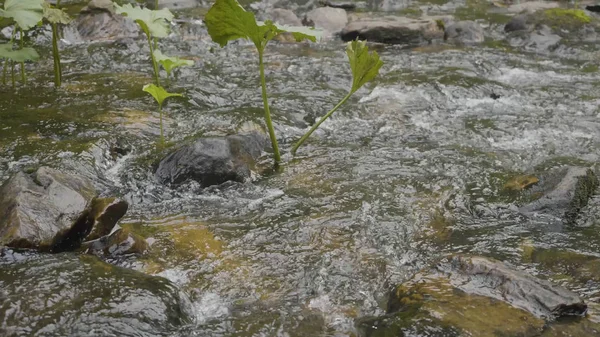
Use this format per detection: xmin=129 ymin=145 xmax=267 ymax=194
xmin=1 ymin=0 xmax=600 ymax=336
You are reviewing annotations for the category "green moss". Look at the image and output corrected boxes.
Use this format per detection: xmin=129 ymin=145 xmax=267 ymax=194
xmin=544 ymin=8 xmax=591 ymax=25
xmin=454 ymin=0 xmax=511 ymax=24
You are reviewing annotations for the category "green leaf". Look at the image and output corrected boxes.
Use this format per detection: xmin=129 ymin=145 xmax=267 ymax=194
xmin=0 ymin=43 xmax=39 ymax=62
xmin=142 ymin=83 xmax=183 ymax=107
xmin=114 ymin=4 xmax=174 ymax=38
xmin=346 ymin=39 xmax=383 ymax=93
xmin=205 ymin=0 xmax=319 ymax=49
xmin=153 ymin=49 xmax=193 ymax=75
xmin=0 ymin=0 xmax=44 ymax=30
xmin=43 ymin=3 xmax=71 ymax=25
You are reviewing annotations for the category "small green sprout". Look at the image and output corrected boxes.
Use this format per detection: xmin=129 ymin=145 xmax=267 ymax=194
xmin=205 ymin=0 xmax=321 ymax=164
xmin=115 ymin=3 xmax=174 ymax=86
xmin=43 ymin=1 xmax=71 ymax=87
xmin=153 ymin=49 xmax=193 ymax=80
xmin=291 ymin=39 xmax=383 ymax=156
xmin=0 ymin=0 xmax=44 ymax=85
xmin=142 ymin=83 xmax=183 ymax=145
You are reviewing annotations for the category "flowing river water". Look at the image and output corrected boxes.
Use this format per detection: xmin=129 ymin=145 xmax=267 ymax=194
xmin=1 ymin=0 xmax=600 ymax=336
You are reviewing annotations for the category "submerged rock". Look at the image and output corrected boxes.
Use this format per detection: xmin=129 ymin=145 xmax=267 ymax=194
xmin=520 ymin=167 xmax=598 ymax=225
xmin=0 ymin=167 xmax=128 ymax=252
xmin=303 ymin=7 xmax=349 ymax=37
xmin=358 ymin=255 xmax=586 ymax=337
xmin=444 ymin=20 xmax=484 ymax=44
xmin=0 ymin=251 xmax=193 ymax=336
xmin=438 ymin=255 xmax=587 ymax=318
xmin=341 ymin=16 xmax=445 ymax=45
xmin=155 ymin=131 xmax=268 ymax=187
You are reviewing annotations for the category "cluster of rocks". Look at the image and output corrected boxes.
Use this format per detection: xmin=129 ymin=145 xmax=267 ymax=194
xmin=64 ymin=0 xmax=600 ymax=55
xmin=0 ymin=166 xmax=134 ymax=254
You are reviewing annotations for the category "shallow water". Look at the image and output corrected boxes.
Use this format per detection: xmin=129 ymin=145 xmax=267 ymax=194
xmin=1 ymin=2 xmax=600 ymax=336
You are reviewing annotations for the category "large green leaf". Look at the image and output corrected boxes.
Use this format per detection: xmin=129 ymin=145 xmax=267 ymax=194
xmin=205 ymin=0 xmax=319 ymax=50
xmin=0 ymin=43 xmax=39 ymax=62
xmin=153 ymin=49 xmax=193 ymax=75
xmin=0 ymin=0 xmax=44 ymax=30
xmin=143 ymin=83 xmax=183 ymax=107
xmin=114 ymin=4 xmax=174 ymax=38
xmin=346 ymin=39 xmax=383 ymax=93
xmin=43 ymin=3 xmax=71 ymax=25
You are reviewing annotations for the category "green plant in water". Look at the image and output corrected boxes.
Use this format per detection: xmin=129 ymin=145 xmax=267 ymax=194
xmin=114 ymin=3 xmax=174 ymax=86
xmin=142 ymin=83 xmax=183 ymax=145
xmin=43 ymin=0 xmax=71 ymax=87
xmin=0 ymin=0 xmax=44 ymax=86
xmin=291 ymin=39 xmax=383 ymax=155
xmin=204 ymin=0 xmax=321 ymax=164
xmin=153 ymin=49 xmax=193 ymax=81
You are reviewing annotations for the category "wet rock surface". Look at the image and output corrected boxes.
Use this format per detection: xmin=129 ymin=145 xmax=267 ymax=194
xmin=359 ymin=255 xmax=587 ymax=337
xmin=438 ymin=255 xmax=587 ymax=319
xmin=0 ymin=250 xmax=193 ymax=337
xmin=155 ymin=131 xmax=268 ymax=187
xmin=341 ymin=16 xmax=445 ymax=45
xmin=0 ymin=167 xmax=128 ymax=251
xmin=444 ymin=20 xmax=484 ymax=44
xmin=520 ymin=167 xmax=599 ymax=225
xmin=65 ymin=0 xmax=139 ymax=42
xmin=303 ymin=7 xmax=349 ymax=37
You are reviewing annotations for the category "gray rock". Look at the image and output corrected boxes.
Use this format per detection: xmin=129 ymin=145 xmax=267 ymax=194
xmin=505 ymin=14 xmax=529 ymax=32
xmin=155 ymin=131 xmax=268 ymax=187
xmin=360 ymin=254 xmax=586 ymax=337
xmin=303 ymin=7 xmax=348 ymax=37
xmin=438 ymin=255 xmax=587 ymax=319
xmin=444 ymin=20 xmax=484 ymax=44
xmin=520 ymin=167 xmax=598 ymax=225
xmin=0 ymin=251 xmax=193 ymax=336
xmin=341 ymin=16 xmax=445 ymax=45
xmin=259 ymin=8 xmax=303 ymax=27
xmin=147 ymin=0 xmax=200 ymax=10
xmin=506 ymin=1 xmax=559 ymax=14
xmin=63 ymin=0 xmax=139 ymax=42
xmin=319 ymin=0 xmax=365 ymax=10
xmin=0 ymin=167 xmax=128 ymax=252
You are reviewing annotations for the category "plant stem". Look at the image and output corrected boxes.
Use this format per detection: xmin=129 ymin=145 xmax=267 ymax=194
xmin=51 ymin=23 xmax=61 ymax=87
xmin=11 ymin=60 xmax=15 ymax=88
xmin=158 ymin=103 xmax=164 ymax=145
xmin=291 ymin=92 xmax=353 ymax=156
xmin=19 ymin=29 xmax=25 ymax=83
xmin=258 ymin=49 xmax=280 ymax=164
xmin=2 ymin=59 xmax=7 ymax=85
xmin=147 ymin=33 xmax=160 ymax=86
xmin=155 ymin=0 xmax=159 ymax=9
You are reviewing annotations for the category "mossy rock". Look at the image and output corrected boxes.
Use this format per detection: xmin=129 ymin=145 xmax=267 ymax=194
xmin=360 ymin=275 xmax=545 ymax=337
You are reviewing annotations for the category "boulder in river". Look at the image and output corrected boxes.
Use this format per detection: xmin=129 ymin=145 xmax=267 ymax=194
xmin=341 ymin=16 xmax=445 ymax=45
xmin=444 ymin=20 xmax=484 ymax=44
xmin=65 ymin=0 xmax=139 ymax=42
xmin=303 ymin=7 xmax=349 ymax=37
xmin=358 ymin=255 xmax=587 ymax=337
xmin=155 ymin=130 xmax=268 ymax=187
xmin=0 ymin=167 xmax=128 ymax=252
xmin=0 ymin=250 xmax=193 ymax=336
xmin=259 ymin=8 xmax=303 ymax=27
xmin=520 ymin=167 xmax=598 ymax=225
